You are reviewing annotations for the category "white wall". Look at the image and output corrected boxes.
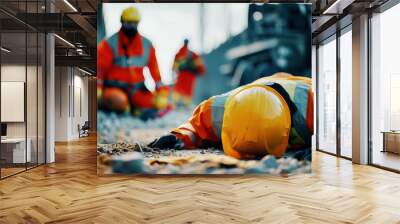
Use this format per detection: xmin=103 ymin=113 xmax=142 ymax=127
xmin=1 ymin=65 xmax=34 ymax=138
xmin=55 ymin=66 xmax=69 ymax=141
xmin=71 ymin=73 xmax=89 ymax=138
xmin=54 ymin=67 xmax=89 ymax=141
xmin=1 ymin=64 xmax=46 ymax=164
xmin=1 ymin=65 xmax=26 ymax=139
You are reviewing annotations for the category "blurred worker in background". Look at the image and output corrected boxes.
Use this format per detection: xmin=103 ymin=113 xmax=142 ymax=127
xmin=149 ymin=73 xmax=313 ymax=160
xmin=172 ymin=39 xmax=206 ymax=108
xmin=97 ymin=6 xmax=170 ymax=120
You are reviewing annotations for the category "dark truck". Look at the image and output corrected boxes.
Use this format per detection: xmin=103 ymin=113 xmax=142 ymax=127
xmin=195 ymin=3 xmax=311 ymax=103
xmin=226 ymin=4 xmax=312 ymax=86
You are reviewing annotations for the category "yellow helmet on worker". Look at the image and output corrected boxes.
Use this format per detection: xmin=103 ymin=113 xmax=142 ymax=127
xmin=121 ymin=6 xmax=141 ymax=23
xmin=221 ymin=85 xmax=291 ymax=159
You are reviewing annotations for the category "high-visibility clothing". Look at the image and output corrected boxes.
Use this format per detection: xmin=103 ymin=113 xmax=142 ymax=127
xmin=173 ymin=46 xmax=205 ymax=97
xmin=171 ymin=73 xmax=313 ymax=159
xmin=98 ymin=31 xmax=163 ymax=109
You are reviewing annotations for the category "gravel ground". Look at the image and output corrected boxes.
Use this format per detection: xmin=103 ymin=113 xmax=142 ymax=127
xmin=97 ymin=142 xmax=224 ymax=159
xmin=97 ymin=109 xmax=311 ymax=175
xmin=98 ymin=109 xmax=192 ymax=144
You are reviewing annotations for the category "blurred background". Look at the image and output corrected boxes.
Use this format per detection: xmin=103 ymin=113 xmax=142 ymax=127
xmin=98 ymin=3 xmax=311 ymax=104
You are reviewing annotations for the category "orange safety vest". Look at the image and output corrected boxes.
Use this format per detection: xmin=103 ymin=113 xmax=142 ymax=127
xmin=97 ymin=31 xmax=162 ymax=108
xmin=173 ymin=46 xmax=205 ymax=97
xmin=171 ymin=73 xmax=313 ymax=150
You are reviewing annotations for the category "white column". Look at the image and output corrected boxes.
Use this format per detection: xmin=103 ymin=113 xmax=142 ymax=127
xmin=46 ymin=33 xmax=55 ymax=163
xmin=45 ymin=1 xmax=55 ymax=163
xmin=55 ymin=67 xmax=74 ymax=141
xmin=352 ymin=14 xmax=369 ymax=164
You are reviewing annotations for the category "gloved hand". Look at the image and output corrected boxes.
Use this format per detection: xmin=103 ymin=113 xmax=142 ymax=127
xmin=97 ymin=87 xmax=103 ymax=101
xmin=153 ymin=86 xmax=170 ymax=110
xmin=148 ymin=133 xmax=184 ymax=150
xmin=178 ymin=60 xmax=197 ymax=72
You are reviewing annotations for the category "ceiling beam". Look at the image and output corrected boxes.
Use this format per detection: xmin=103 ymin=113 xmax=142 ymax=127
xmin=55 ymin=55 xmax=96 ymax=70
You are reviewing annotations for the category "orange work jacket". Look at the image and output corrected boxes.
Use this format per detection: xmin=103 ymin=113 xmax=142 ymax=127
xmin=173 ymin=46 xmax=205 ymax=97
xmin=171 ymin=73 xmax=314 ymax=152
xmin=97 ymin=30 xmax=162 ymax=108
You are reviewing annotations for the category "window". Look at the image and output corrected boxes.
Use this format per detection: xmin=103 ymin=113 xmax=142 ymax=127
xmin=371 ymin=3 xmax=400 ymax=171
xmin=317 ymin=36 xmax=337 ymax=154
xmin=339 ymin=29 xmax=352 ymax=158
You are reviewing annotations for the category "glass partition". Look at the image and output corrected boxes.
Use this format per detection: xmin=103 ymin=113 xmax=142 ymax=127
xmin=0 ymin=0 xmax=46 ymax=179
xmin=1 ymin=30 xmax=28 ymax=177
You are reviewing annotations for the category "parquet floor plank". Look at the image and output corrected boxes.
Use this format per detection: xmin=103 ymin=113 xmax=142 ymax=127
xmin=0 ymin=135 xmax=399 ymax=223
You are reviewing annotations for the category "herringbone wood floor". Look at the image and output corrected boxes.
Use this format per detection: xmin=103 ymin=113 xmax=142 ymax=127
xmin=1 ymin=135 xmax=400 ymax=224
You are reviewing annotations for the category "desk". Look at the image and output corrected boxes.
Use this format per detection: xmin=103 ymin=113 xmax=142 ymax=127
xmin=1 ymin=138 xmax=31 ymax=163
xmin=382 ymin=131 xmax=400 ymax=155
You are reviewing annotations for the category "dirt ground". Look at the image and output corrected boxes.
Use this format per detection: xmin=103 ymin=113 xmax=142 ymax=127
xmin=97 ymin=110 xmax=311 ymax=175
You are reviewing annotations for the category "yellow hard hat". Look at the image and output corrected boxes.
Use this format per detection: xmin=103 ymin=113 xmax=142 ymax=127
xmin=221 ymin=85 xmax=291 ymax=159
xmin=121 ymin=6 xmax=141 ymax=23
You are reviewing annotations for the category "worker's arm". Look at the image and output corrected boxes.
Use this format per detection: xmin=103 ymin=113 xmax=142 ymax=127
xmin=149 ymin=98 xmax=219 ymax=149
xmin=97 ymin=40 xmax=114 ymax=99
xmin=193 ymin=53 xmax=206 ymax=75
xmin=147 ymin=46 xmax=162 ymax=85
xmin=172 ymin=53 xmax=180 ymax=72
xmin=171 ymin=98 xmax=219 ymax=148
xmin=147 ymin=45 xmax=170 ymax=109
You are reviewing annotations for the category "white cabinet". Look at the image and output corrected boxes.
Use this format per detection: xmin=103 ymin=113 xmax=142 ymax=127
xmin=1 ymin=138 xmax=32 ymax=163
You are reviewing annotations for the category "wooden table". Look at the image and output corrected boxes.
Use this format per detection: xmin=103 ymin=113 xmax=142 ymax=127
xmin=381 ymin=131 xmax=400 ymax=154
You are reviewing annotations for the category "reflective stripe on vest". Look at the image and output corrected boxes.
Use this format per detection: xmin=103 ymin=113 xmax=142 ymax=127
xmin=259 ymin=80 xmax=311 ymax=146
xmin=289 ymin=83 xmax=311 ymax=146
xmin=104 ymin=80 xmax=146 ymax=100
xmin=107 ymin=33 xmax=151 ymax=68
xmin=180 ymin=128 xmax=197 ymax=146
xmin=172 ymin=123 xmax=198 ymax=147
xmin=210 ymin=92 xmax=230 ymax=139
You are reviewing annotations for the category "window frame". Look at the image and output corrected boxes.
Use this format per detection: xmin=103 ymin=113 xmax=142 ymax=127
xmin=315 ymin=24 xmax=353 ymax=161
xmin=367 ymin=1 xmax=400 ymax=173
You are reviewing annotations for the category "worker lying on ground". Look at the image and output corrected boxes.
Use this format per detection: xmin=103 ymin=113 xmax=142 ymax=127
xmin=172 ymin=39 xmax=206 ymax=107
xmin=97 ymin=6 xmax=170 ymax=120
xmin=148 ymin=73 xmax=313 ymax=160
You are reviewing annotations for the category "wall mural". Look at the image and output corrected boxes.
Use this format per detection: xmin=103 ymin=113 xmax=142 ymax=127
xmin=97 ymin=3 xmax=312 ymax=175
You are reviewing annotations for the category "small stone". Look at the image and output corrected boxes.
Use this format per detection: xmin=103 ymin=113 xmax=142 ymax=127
xmin=245 ymin=165 xmax=266 ymax=174
xmin=111 ymin=152 xmax=145 ymax=174
xmin=261 ymin=155 xmax=278 ymax=169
